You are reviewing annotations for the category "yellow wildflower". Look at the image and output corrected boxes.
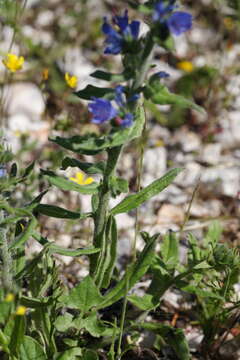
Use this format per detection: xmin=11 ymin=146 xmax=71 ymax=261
xmin=4 ymin=293 xmax=15 ymax=302
xmin=15 ymin=306 xmax=27 ymax=316
xmin=224 ymin=17 xmax=234 ymax=31
xmin=177 ymin=61 xmax=194 ymax=73
xmin=42 ymin=68 xmax=49 ymax=81
xmin=155 ymin=139 xmax=165 ymax=147
xmin=70 ymin=171 xmax=94 ymax=185
xmin=2 ymin=53 xmax=24 ymax=72
xmin=65 ymin=72 xmax=78 ymax=88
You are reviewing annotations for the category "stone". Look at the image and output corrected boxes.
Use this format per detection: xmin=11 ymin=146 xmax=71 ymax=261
xmin=157 ymin=204 xmax=185 ymax=225
xmin=200 ymin=143 xmax=222 ymax=165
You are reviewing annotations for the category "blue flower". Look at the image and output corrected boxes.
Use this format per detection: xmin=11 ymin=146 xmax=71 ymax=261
xmin=153 ymin=0 xmax=176 ymax=22
xmin=0 ymin=166 xmax=6 ymax=177
xmin=121 ymin=113 xmax=134 ymax=127
xmin=167 ymin=11 xmax=192 ymax=35
xmin=114 ymin=85 xmax=126 ymax=107
xmin=155 ymin=71 xmax=170 ymax=78
xmin=102 ymin=10 xmax=140 ymax=55
xmin=88 ymin=86 xmax=139 ymax=127
xmin=153 ymin=1 xmax=192 ymax=36
xmin=88 ymin=98 xmax=117 ymax=124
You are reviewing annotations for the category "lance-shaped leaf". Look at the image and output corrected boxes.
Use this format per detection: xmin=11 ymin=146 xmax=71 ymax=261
xmin=9 ymin=217 xmax=38 ymax=250
xmin=144 ymin=83 xmax=205 ymax=114
xmin=90 ymin=70 xmax=132 ymax=82
xmin=96 ymin=234 xmax=157 ymax=309
xmin=74 ymin=85 xmax=114 ymax=100
xmin=61 ymin=157 xmax=105 ymax=174
xmin=50 ymin=106 xmax=145 ymax=154
xmin=35 ymin=204 xmax=83 ymax=219
xmin=111 ymin=168 xmax=183 ymax=215
xmin=32 ymin=232 xmax=99 ymax=257
xmin=41 ymin=169 xmax=98 ymax=194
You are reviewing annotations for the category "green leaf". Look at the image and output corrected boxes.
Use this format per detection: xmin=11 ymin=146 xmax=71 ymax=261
xmin=56 ymin=348 xmax=82 ymax=360
xmin=9 ymin=316 xmax=26 ymax=356
xmin=50 ymin=105 xmax=145 ymax=154
xmin=109 ymin=177 xmax=129 ymax=197
xmin=145 ymin=83 xmax=205 ymax=114
xmin=166 ymin=327 xmax=190 ymax=360
xmin=22 ymin=162 xmax=35 ymax=178
xmin=82 ymin=349 xmax=99 ymax=360
xmin=74 ymin=84 xmax=114 ymax=100
xmin=9 ymin=217 xmax=38 ymax=250
xmin=19 ymin=336 xmax=46 ymax=360
xmin=60 ymin=275 xmax=103 ymax=313
xmin=61 ymin=157 xmax=105 ymax=174
xmin=35 ymin=204 xmax=82 ymax=219
xmin=204 ymin=220 xmax=222 ymax=248
xmin=41 ymin=170 xmax=98 ymax=194
xmin=32 ymin=232 xmax=100 ymax=257
xmin=94 ymin=216 xmax=118 ymax=289
xmin=96 ymin=234 xmax=157 ymax=309
xmin=182 ymin=285 xmax=224 ymax=300
xmin=111 ymin=168 xmax=182 ymax=215
xmin=132 ymin=323 xmax=190 ymax=360
xmin=90 ymin=70 xmax=132 ymax=82
xmin=55 ymin=313 xmax=74 ymax=332
xmin=80 ymin=312 xmax=113 ymax=337
xmin=48 ymin=244 xmax=100 ymax=257
xmin=127 ymin=294 xmax=155 ymax=311
xmin=161 ymin=231 xmax=179 ymax=269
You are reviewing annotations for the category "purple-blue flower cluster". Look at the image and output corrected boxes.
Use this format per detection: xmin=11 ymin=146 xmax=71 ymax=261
xmin=88 ymin=86 xmax=139 ymax=127
xmin=153 ymin=0 xmax=192 ymax=36
xmin=102 ymin=10 xmax=140 ymax=55
xmin=0 ymin=166 xmax=7 ymax=177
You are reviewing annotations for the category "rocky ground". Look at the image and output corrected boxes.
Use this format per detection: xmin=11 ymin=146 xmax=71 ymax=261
xmin=1 ymin=0 xmax=240 ymax=358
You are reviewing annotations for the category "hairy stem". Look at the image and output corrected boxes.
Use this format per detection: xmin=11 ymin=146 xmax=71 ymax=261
xmin=90 ymin=31 xmax=155 ymax=279
xmin=90 ymin=146 xmax=122 ymax=277
xmin=132 ymin=31 xmax=155 ymax=91
xmin=0 ymin=211 xmax=13 ymax=292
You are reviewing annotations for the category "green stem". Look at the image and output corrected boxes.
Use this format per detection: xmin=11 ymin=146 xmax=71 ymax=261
xmin=0 ymin=211 xmax=13 ymax=292
xmin=132 ymin=31 xmax=155 ymax=92
xmin=117 ymin=273 xmax=129 ymax=360
xmin=90 ymin=146 xmax=122 ymax=277
xmin=90 ymin=31 xmax=155 ymax=279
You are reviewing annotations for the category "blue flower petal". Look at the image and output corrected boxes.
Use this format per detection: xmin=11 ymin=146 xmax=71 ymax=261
xmin=88 ymin=98 xmax=118 ymax=124
xmin=0 ymin=166 xmax=6 ymax=177
xmin=129 ymin=20 xmax=140 ymax=39
xmin=167 ymin=11 xmax=192 ymax=36
xmin=153 ymin=0 xmax=176 ymax=22
xmin=121 ymin=113 xmax=133 ymax=127
xmin=155 ymin=71 xmax=170 ymax=78
xmin=114 ymin=10 xmax=129 ymax=32
xmin=115 ymin=85 xmax=126 ymax=107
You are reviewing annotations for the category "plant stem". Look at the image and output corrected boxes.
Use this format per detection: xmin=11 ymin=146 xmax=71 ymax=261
xmin=0 ymin=211 xmax=13 ymax=292
xmin=90 ymin=31 xmax=155 ymax=278
xmin=90 ymin=145 xmax=122 ymax=277
xmin=132 ymin=31 xmax=155 ymax=91
xmin=117 ymin=273 xmax=129 ymax=360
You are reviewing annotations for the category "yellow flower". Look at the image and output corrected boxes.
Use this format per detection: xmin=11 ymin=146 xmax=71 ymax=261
xmin=70 ymin=171 xmax=94 ymax=185
xmin=177 ymin=61 xmax=194 ymax=73
xmin=4 ymin=293 xmax=15 ymax=302
xmin=65 ymin=72 xmax=78 ymax=88
xmin=42 ymin=68 xmax=49 ymax=81
xmin=224 ymin=17 xmax=234 ymax=31
xmin=2 ymin=53 xmax=24 ymax=72
xmin=15 ymin=306 xmax=27 ymax=316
